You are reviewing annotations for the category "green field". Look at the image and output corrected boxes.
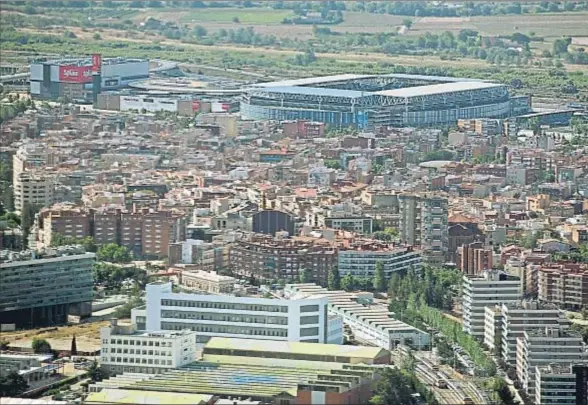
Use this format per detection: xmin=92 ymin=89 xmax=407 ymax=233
xmin=131 ymin=8 xmax=293 ymax=25
xmin=181 ymin=8 xmax=293 ymax=24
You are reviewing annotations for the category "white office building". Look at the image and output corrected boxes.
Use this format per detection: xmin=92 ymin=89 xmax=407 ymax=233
xmin=327 ymin=314 xmax=344 ymax=345
xmin=501 ymin=301 xmax=569 ymax=365
xmin=284 ymin=284 xmax=430 ymax=349
xmin=462 ymin=270 xmax=522 ymax=339
xmin=132 ymin=282 xmax=329 ymax=344
xmin=535 ymin=364 xmax=577 ymax=405
xmin=100 ymin=319 xmax=196 ymax=375
xmin=516 ymin=327 xmax=587 ymax=394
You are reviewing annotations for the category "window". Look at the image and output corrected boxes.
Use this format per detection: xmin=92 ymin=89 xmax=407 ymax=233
xmin=300 ymin=327 xmax=319 ymax=337
xmin=301 ymin=305 xmax=319 ymax=313
xmin=300 ymin=315 xmax=319 ymax=325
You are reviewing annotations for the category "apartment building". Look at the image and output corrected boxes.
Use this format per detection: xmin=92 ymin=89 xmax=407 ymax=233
xmin=516 ymin=327 xmax=586 ymax=395
xmin=13 ymin=172 xmax=54 ymax=214
xmin=39 ymin=203 xmax=91 ymax=246
xmin=398 ymin=193 xmax=448 ymax=265
xmin=462 ymin=270 xmax=522 ymax=339
xmin=120 ymin=210 xmax=143 ymax=256
xmin=458 ymin=242 xmax=493 ymax=275
xmin=284 ymin=284 xmax=431 ymax=350
xmin=538 ymin=263 xmax=588 ymax=309
xmin=12 ymin=143 xmax=53 ymax=213
xmin=180 ymin=270 xmax=236 ymax=294
xmin=337 ymin=244 xmax=422 ymax=279
xmin=483 ymin=305 xmax=503 ymax=352
xmin=501 ymin=301 xmax=570 ymax=365
xmin=93 ymin=207 xmax=121 ymax=246
xmin=228 ymin=233 xmax=337 ymax=284
xmin=38 ymin=205 xmax=186 ymax=259
xmin=141 ymin=210 xmax=186 ymax=259
xmin=168 ymin=239 xmax=227 ymax=271
xmin=535 ymin=364 xmax=577 ymax=405
xmin=0 ymin=245 xmax=95 ymax=328
xmin=132 ymin=282 xmax=329 ymax=344
xmin=100 ymin=319 xmax=196 ymax=375
xmin=506 ymin=165 xmax=537 ymax=186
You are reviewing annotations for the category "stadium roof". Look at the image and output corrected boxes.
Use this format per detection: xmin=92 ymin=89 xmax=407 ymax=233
xmin=384 ymin=73 xmax=487 ymax=83
xmin=255 ymin=74 xmax=374 ymax=88
xmin=256 ymin=85 xmax=368 ymax=98
xmin=205 ymin=337 xmax=387 ymax=360
xmin=375 ymin=81 xmax=504 ymax=98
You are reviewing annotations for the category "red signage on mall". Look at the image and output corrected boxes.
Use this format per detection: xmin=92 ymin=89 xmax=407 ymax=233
xmin=92 ymin=54 xmax=102 ymax=73
xmin=192 ymin=100 xmax=201 ymax=112
xmin=59 ymin=65 xmax=93 ymax=83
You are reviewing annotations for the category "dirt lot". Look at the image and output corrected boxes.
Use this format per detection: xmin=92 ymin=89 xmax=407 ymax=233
xmin=2 ymin=321 xmax=109 ymax=353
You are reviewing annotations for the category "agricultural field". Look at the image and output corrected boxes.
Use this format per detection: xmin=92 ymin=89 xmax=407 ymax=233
xmin=332 ymin=11 xmax=406 ymax=34
xmin=131 ymin=7 xmax=293 ymax=25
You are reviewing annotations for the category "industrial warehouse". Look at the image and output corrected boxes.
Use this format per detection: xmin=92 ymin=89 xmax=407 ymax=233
xmin=241 ymin=73 xmax=532 ymax=128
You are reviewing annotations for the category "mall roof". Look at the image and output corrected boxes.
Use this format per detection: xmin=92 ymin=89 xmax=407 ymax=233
xmin=121 ymin=361 xmax=375 ymax=398
xmin=255 ymin=85 xmax=367 ymax=99
xmin=205 ymin=337 xmax=387 ymax=360
xmin=375 ymin=81 xmax=503 ymax=98
xmin=85 ymin=389 xmax=213 ymax=405
xmin=255 ymin=74 xmax=374 ymax=88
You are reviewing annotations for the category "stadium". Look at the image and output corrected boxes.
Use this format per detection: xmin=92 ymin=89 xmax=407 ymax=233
xmin=241 ymin=74 xmax=531 ymax=128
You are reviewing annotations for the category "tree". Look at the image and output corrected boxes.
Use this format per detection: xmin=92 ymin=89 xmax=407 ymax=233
xmin=553 ymin=37 xmax=572 ymax=55
xmin=0 ymin=371 xmax=28 ymax=397
xmin=299 ymin=268 xmax=313 ymax=283
xmin=0 ymin=340 xmax=9 ymax=350
xmin=402 ymin=18 xmax=413 ymax=28
xmin=373 ymin=261 xmax=386 ymax=292
xmin=341 ymin=273 xmax=356 ymax=292
xmin=327 ymin=267 xmax=341 ymax=290
xmin=113 ymin=295 xmax=145 ymax=319
xmin=521 ymin=231 xmax=539 ymax=249
xmin=80 ymin=236 xmax=98 ymax=252
xmin=32 ymin=338 xmax=52 ymax=354
xmin=370 ymin=368 xmax=413 ymax=405
xmin=71 ymin=335 xmax=77 ymax=356
xmin=384 ymin=227 xmax=399 ymax=238
xmin=21 ymin=202 xmax=41 ymax=244
xmin=193 ymin=25 xmax=207 ymax=38
xmin=93 ymin=33 xmax=102 ymax=40
xmin=232 ymin=16 xmax=240 ymax=23
xmin=388 ymin=273 xmax=401 ymax=300
xmin=87 ymin=360 xmax=103 ymax=382
xmin=97 ymin=243 xmax=132 ymax=263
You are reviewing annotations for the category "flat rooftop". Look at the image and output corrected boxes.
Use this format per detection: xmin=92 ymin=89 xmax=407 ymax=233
xmin=205 ymin=337 xmax=386 ymax=360
xmin=375 ymin=81 xmax=504 ymax=98
xmin=85 ymin=388 xmax=213 ymax=405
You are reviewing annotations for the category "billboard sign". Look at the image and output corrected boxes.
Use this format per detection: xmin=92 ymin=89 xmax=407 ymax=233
xmin=92 ymin=54 xmax=102 ymax=73
xmin=192 ymin=100 xmax=201 ymax=112
xmin=211 ymin=102 xmax=230 ymax=113
xmin=59 ymin=65 xmax=92 ymax=83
